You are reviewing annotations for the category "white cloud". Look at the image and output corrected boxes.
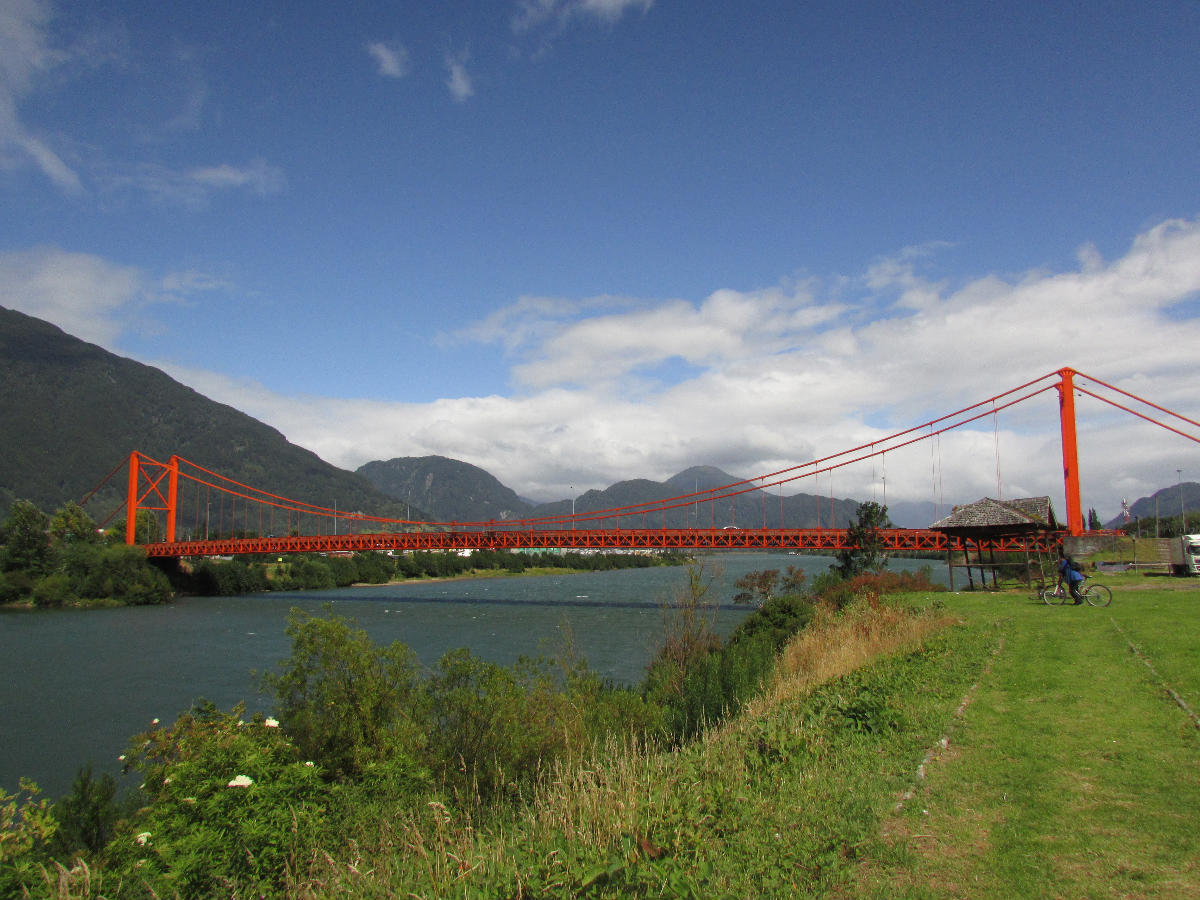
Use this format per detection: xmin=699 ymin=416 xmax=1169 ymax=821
xmin=273 ymin=217 xmax=1200 ymax=513
xmin=0 ymin=0 xmax=82 ymax=191
xmin=0 ymin=246 xmax=228 ymax=350
xmin=366 ymin=40 xmax=409 ymax=79
xmin=10 ymin=219 xmax=1200 ymax=519
xmin=185 ymin=159 xmax=286 ymax=195
xmin=445 ymin=48 xmax=473 ymax=102
xmin=513 ymin=0 xmax=653 ymax=33
xmin=0 ymin=246 xmax=141 ymax=345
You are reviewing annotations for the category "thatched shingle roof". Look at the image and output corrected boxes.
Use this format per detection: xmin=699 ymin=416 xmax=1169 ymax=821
xmin=930 ymin=496 xmax=1058 ymax=532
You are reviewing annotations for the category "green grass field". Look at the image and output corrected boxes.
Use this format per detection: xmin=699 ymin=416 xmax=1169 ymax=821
xmin=849 ymin=574 xmax=1200 ymax=899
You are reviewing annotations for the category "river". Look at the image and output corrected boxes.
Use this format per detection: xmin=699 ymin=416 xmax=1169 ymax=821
xmin=0 ymin=553 xmax=946 ymax=797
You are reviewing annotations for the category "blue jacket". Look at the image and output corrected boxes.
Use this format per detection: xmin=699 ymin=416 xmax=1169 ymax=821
xmin=1058 ymin=557 xmax=1084 ymax=582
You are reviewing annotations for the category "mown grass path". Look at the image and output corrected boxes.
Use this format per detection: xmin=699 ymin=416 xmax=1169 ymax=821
xmin=856 ymin=580 xmax=1200 ymax=899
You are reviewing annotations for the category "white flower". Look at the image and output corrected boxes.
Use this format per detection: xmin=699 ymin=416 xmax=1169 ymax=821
xmin=135 ymin=832 xmax=151 ymax=846
xmin=151 ymin=718 xmax=160 ymax=726
xmin=117 ymin=754 xmax=125 ymax=762
xmin=263 ymin=717 xmax=279 ymax=728
xmin=304 ymin=761 xmax=314 ymax=767
xmin=227 ymin=774 xmax=254 ymax=788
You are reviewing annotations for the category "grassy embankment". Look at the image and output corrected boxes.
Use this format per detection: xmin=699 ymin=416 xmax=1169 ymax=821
xmin=286 ymin=573 xmax=1200 ymax=899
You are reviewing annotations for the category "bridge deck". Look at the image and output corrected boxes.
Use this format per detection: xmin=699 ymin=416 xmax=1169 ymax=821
xmin=142 ymin=527 xmax=1063 ymax=557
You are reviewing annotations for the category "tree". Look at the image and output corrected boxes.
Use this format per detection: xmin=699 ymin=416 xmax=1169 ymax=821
xmin=833 ymin=500 xmax=889 ymax=580
xmin=49 ymin=502 xmax=99 ymax=545
xmin=732 ymin=565 xmax=807 ymax=606
xmin=1 ymin=500 xmax=51 ymax=574
xmin=1087 ymin=507 xmax=1102 ymax=530
xmin=259 ymin=607 xmax=422 ymax=778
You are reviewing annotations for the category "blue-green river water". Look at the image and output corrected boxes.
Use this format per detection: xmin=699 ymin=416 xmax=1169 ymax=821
xmin=0 ymin=553 xmax=947 ymax=797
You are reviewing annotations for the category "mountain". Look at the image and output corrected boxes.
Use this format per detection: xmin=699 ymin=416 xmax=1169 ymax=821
xmin=360 ymin=457 xmax=866 ymax=529
xmin=356 ymin=456 xmax=532 ymax=522
xmin=0 ymin=305 xmax=422 ymax=529
xmin=1104 ymin=482 xmax=1200 ymax=529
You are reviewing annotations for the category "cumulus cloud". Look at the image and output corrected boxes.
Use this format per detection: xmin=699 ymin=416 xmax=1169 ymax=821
xmin=142 ymin=217 xmax=1200 ymax=518
xmin=366 ymin=40 xmax=409 ymax=78
xmin=12 ymin=219 xmax=1200 ymax=518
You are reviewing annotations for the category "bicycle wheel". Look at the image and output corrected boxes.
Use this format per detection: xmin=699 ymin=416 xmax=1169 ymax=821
xmin=1084 ymin=583 xmax=1112 ymax=607
xmin=1041 ymin=587 xmax=1067 ymax=605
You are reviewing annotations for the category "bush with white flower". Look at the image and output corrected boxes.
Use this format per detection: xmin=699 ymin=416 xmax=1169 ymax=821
xmin=108 ymin=701 xmax=330 ymax=898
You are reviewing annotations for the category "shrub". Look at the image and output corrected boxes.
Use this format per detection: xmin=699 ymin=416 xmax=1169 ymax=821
xmin=287 ymin=557 xmax=336 ymax=590
xmin=0 ymin=779 xmax=57 ymax=898
xmin=32 ymin=572 xmax=75 ymax=608
xmin=49 ymin=763 xmax=124 ymax=859
xmin=260 ymin=607 xmax=423 ymax=779
xmin=111 ymin=702 xmax=331 ymax=898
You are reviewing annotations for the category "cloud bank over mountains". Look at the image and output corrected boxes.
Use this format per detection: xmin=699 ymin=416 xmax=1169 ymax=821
xmin=5 ymin=216 xmax=1198 ymax=516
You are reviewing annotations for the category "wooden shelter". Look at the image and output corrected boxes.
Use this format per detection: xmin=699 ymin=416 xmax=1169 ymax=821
xmin=930 ymin=497 xmax=1060 ymax=590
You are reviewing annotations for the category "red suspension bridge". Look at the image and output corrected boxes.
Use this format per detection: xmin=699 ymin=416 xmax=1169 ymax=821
xmin=87 ymin=368 xmax=1200 ymax=559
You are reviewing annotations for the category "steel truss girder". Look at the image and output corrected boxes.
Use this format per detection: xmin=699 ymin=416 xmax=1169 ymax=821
xmin=142 ymin=527 xmax=1063 ymax=558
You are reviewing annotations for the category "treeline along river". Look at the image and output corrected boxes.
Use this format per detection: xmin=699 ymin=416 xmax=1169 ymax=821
xmin=1 ymin=553 xmax=948 ymax=797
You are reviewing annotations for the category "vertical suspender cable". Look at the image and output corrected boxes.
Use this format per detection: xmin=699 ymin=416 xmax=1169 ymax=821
xmin=993 ymin=401 xmax=1002 ymax=500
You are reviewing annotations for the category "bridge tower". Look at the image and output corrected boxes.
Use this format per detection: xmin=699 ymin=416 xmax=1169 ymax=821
xmin=1056 ymin=367 xmax=1084 ymax=536
xmin=125 ymin=452 xmax=178 ymax=544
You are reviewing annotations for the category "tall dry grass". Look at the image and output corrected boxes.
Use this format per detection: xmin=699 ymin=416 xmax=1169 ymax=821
xmin=747 ymin=595 xmax=951 ymax=716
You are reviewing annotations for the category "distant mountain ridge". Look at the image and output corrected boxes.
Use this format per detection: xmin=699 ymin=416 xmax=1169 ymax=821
xmin=356 ymin=456 xmax=530 ymax=522
xmin=1104 ymin=482 xmax=1200 ymax=529
xmin=357 ymin=458 xmax=878 ymax=528
xmin=0 ymin=305 xmax=422 ymax=529
xmin=3 ymin=303 xmax=949 ymax=532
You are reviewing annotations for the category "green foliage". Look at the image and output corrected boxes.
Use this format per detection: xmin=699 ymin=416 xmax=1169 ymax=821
xmin=732 ymin=565 xmax=807 ymax=606
xmin=0 ymin=779 xmax=57 ymax=898
xmin=113 ymin=702 xmax=331 ymax=898
xmin=352 ymin=550 xmax=395 ymax=584
xmin=728 ymin=592 xmax=815 ymax=651
xmin=31 ymin=571 xmax=75 ymax=608
xmin=48 ymin=502 xmax=99 ymax=545
xmin=1 ymin=499 xmax=50 ymax=574
xmin=643 ymin=561 xmax=722 ymax=711
xmin=260 ymin=607 xmax=424 ymax=779
xmin=188 ymin=557 xmax=270 ymax=595
xmin=423 ymin=650 xmax=603 ymax=797
xmin=833 ymin=500 xmax=890 ymax=580
xmin=0 ymin=569 xmax=33 ymax=603
xmin=59 ymin=542 xmax=173 ymax=604
xmin=49 ymin=763 xmax=124 ymax=859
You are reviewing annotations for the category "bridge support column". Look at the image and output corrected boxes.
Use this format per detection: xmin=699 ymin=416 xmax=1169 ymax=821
xmin=166 ymin=455 xmax=179 ymax=543
xmin=125 ymin=451 xmax=140 ymax=545
xmin=1057 ymin=368 xmax=1084 ymax=536
xmin=124 ymin=451 xmax=179 ymax=545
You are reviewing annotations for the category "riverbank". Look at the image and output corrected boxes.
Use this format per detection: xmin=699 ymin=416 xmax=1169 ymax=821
xmin=289 ymin=574 xmax=1200 ymax=897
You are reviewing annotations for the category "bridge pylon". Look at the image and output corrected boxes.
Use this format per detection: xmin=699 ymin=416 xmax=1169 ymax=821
xmin=1056 ymin=367 xmax=1084 ymax=536
xmin=125 ymin=452 xmax=178 ymax=545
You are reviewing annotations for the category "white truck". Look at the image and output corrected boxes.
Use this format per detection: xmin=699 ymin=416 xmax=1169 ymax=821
xmin=1169 ymin=534 xmax=1200 ymax=575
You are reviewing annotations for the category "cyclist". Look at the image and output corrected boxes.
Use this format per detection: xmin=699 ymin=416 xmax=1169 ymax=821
xmin=1056 ymin=549 xmax=1086 ymax=604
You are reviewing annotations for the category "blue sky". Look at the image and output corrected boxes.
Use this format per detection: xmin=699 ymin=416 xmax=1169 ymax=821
xmin=3 ymin=0 xmax=1200 ymax=518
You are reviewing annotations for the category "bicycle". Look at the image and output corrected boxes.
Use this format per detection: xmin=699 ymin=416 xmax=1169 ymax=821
xmin=1040 ymin=578 xmax=1112 ymax=607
